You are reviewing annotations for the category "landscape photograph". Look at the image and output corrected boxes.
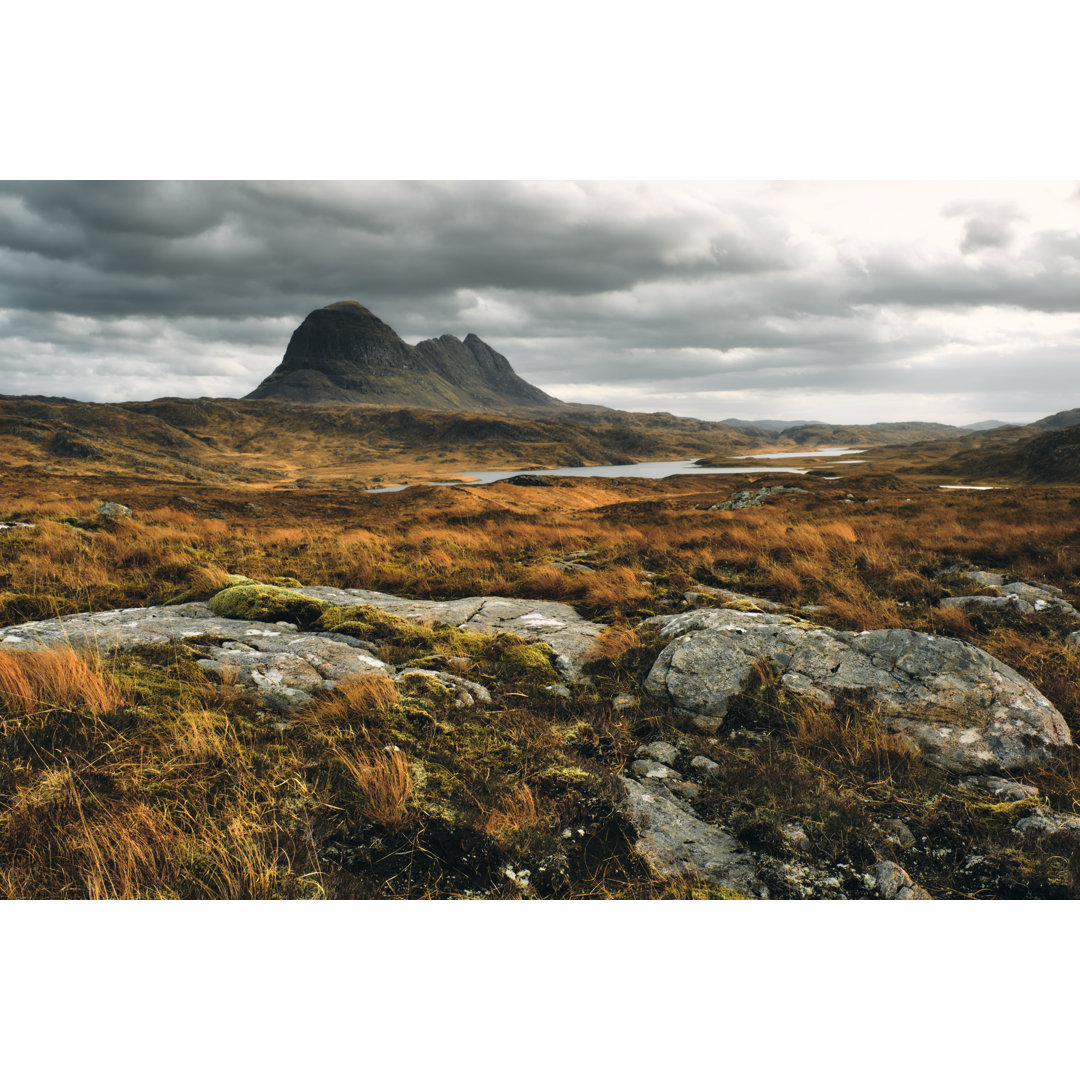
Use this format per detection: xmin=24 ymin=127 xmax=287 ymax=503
xmin=3 ymin=179 xmax=1079 ymax=901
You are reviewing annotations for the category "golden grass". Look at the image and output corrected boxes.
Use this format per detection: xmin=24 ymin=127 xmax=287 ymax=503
xmin=0 ymin=646 xmax=127 ymax=717
xmin=482 ymin=784 xmax=540 ymax=842
xmin=335 ymin=747 xmax=413 ymax=828
xmin=302 ymin=672 xmax=400 ymax=728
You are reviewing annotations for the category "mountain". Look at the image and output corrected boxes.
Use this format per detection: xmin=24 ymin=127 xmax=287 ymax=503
xmin=961 ymin=420 xmax=1010 ymax=431
xmin=246 ymin=301 xmax=562 ymax=412
xmin=1032 ymin=408 xmax=1080 ymax=431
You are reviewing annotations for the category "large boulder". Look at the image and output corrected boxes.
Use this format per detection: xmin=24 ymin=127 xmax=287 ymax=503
xmin=643 ymin=609 xmax=1072 ymax=774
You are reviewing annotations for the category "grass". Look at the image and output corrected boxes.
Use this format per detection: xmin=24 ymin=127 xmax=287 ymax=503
xmin=3 ymin=471 xmax=1080 ymax=897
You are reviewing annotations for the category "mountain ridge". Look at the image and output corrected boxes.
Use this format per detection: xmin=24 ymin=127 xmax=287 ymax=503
xmin=246 ymin=301 xmax=563 ymax=412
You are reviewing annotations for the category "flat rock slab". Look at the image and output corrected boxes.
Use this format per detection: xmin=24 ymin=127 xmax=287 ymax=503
xmin=298 ymin=586 xmax=605 ymax=680
xmin=642 ymin=609 xmax=1071 ymax=774
xmin=621 ymin=776 xmax=766 ymax=897
xmin=0 ymin=602 xmax=387 ymax=713
xmin=0 ymin=587 xmax=608 ymax=711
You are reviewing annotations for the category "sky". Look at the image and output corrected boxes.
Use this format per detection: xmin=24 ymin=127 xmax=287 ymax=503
xmin=0 ymin=179 xmax=1078 ymax=425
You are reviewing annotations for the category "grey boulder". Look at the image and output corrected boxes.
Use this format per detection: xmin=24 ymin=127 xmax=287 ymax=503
xmin=620 ymin=777 xmax=766 ymax=897
xmin=642 ymin=609 xmax=1071 ymax=774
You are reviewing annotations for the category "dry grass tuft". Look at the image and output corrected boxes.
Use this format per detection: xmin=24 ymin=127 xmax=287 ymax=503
xmin=336 ymin=747 xmax=413 ymax=828
xmin=482 ymin=784 xmax=540 ymax=841
xmin=589 ymin=624 xmax=642 ymax=662
xmin=0 ymin=646 xmax=127 ymax=717
xmin=303 ymin=672 xmax=400 ymax=728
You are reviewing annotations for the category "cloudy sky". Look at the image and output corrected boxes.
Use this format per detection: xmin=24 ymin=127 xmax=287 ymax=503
xmin=0 ymin=179 xmax=1078 ymax=425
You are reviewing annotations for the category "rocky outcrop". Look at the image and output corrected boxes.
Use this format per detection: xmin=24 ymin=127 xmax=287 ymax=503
xmin=620 ymin=777 xmax=767 ymax=897
xmin=706 ymin=486 xmax=807 ymax=511
xmin=642 ymin=608 xmax=1071 ymax=774
xmin=246 ymin=301 xmax=562 ymax=412
xmin=939 ymin=580 xmax=1080 ymax=622
xmin=0 ymin=602 xmax=388 ymax=713
xmin=295 ymin=586 xmax=605 ymax=681
xmin=0 ymin=588 xmax=608 ymax=710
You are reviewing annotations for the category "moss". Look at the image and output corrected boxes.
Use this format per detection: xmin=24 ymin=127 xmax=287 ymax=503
xmin=650 ymin=880 xmax=748 ymax=900
xmin=496 ymin=642 xmax=559 ymax=682
xmin=208 ymin=584 xmax=329 ymax=629
xmin=396 ymin=672 xmax=456 ymax=700
xmin=323 ymin=619 xmax=378 ymax=639
xmin=538 ymin=764 xmax=593 ymax=785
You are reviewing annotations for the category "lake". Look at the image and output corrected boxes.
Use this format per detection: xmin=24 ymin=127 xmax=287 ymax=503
xmin=366 ymin=451 xmax=865 ymax=493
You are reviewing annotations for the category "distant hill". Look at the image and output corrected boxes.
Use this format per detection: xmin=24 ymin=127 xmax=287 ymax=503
xmin=961 ymin=420 xmax=1010 ymax=431
xmin=779 ymin=421 xmax=966 ymax=446
xmin=0 ymin=396 xmax=775 ymax=485
xmin=246 ymin=301 xmax=563 ymax=413
xmin=1032 ymin=408 xmax=1080 ymax=431
xmin=935 ymin=424 xmax=1080 ymax=483
xmin=719 ymin=418 xmax=824 ymax=432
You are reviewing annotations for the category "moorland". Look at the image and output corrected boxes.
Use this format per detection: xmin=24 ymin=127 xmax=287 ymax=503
xmin=3 ymin=303 xmax=1080 ymax=900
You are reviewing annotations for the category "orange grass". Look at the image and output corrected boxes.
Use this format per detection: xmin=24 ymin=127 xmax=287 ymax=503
xmin=0 ymin=646 xmax=127 ymax=717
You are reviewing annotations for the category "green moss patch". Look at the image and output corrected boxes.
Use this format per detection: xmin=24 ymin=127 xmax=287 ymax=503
xmin=209 ymin=583 xmax=329 ymax=629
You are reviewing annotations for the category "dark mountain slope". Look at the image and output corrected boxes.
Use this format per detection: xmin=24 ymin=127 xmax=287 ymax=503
xmin=936 ymin=424 xmax=1080 ymax=483
xmin=246 ymin=301 xmax=562 ymax=412
xmin=1032 ymin=408 xmax=1080 ymax=431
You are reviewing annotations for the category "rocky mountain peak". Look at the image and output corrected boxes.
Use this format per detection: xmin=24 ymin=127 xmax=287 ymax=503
xmin=246 ymin=301 xmax=562 ymax=411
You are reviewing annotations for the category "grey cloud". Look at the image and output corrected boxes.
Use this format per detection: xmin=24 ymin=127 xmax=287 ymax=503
xmin=944 ymin=200 xmax=1026 ymax=254
xmin=0 ymin=181 xmax=1078 ymax=423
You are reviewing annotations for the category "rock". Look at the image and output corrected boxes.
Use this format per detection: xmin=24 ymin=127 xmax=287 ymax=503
xmin=642 ymin=608 xmax=1071 ymax=773
xmin=945 ymin=569 xmax=1006 ymax=588
xmin=684 ymin=584 xmax=787 ymax=613
xmin=871 ymin=861 xmax=930 ymax=899
xmin=399 ymin=668 xmax=492 ymax=706
xmin=878 ymin=818 xmax=917 ymax=850
xmin=296 ymin=586 xmax=606 ymax=681
xmin=958 ymin=775 xmax=1041 ymax=802
xmin=636 ymin=741 xmax=679 ymax=766
xmin=781 ymin=822 xmax=812 ymax=852
xmin=0 ymin=600 xmax=387 ymax=712
xmin=940 ymin=582 xmax=1080 ymax=622
xmin=689 ymin=754 xmax=720 ymax=776
xmin=620 ymin=777 xmax=766 ymax=897
xmin=612 ymin=693 xmax=639 ymax=711
xmin=630 ymin=760 xmax=682 ymax=781
xmin=709 ymin=486 xmax=806 ymax=511
xmin=664 ymin=780 xmax=701 ymax=799
xmin=544 ymin=683 xmax=572 ymax=700
xmin=96 ymin=501 xmax=131 ymax=519
xmin=1012 ymin=808 xmax=1080 ymax=841
xmin=0 ymin=521 xmax=34 ymax=531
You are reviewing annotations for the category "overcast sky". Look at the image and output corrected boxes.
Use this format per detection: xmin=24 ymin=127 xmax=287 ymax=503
xmin=1 ymin=179 xmax=1078 ymax=425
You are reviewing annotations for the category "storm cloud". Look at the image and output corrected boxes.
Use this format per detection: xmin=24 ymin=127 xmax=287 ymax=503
xmin=0 ymin=180 xmax=1078 ymax=424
